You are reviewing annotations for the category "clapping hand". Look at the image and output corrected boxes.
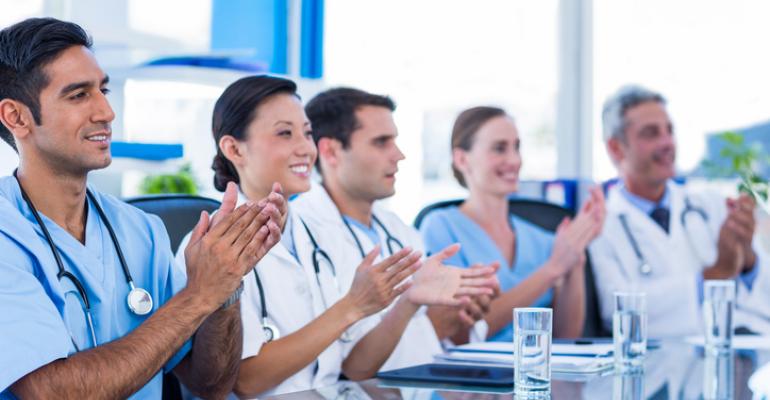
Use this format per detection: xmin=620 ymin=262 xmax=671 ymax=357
xmin=406 ymin=244 xmax=498 ymax=307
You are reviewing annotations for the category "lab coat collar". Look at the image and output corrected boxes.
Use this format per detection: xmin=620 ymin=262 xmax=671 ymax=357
xmin=607 ymin=180 xmax=687 ymax=241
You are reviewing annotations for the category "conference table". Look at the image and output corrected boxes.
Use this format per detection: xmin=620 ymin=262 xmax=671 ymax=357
xmin=267 ymin=339 xmax=769 ymax=399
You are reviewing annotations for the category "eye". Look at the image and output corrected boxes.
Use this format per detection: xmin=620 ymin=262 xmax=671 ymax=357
xmin=373 ymin=137 xmax=389 ymax=147
xmin=304 ymin=130 xmax=313 ymax=138
xmin=69 ymin=91 xmax=88 ymax=101
xmin=101 ymin=87 xmax=111 ymax=95
xmin=493 ymin=143 xmax=506 ymax=153
xmin=277 ymin=130 xmax=292 ymax=137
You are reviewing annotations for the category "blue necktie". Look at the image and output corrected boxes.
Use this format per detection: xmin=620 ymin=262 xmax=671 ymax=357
xmin=650 ymin=207 xmax=670 ymax=233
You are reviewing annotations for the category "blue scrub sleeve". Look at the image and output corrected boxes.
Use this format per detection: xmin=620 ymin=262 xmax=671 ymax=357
xmin=0 ymin=259 xmax=72 ymax=394
xmin=739 ymin=258 xmax=760 ymax=291
xmin=146 ymin=214 xmax=192 ymax=373
xmin=162 ymin=257 xmax=192 ymax=373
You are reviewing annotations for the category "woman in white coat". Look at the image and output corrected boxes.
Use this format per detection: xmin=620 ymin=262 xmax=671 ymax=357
xmin=178 ymin=75 xmax=498 ymax=398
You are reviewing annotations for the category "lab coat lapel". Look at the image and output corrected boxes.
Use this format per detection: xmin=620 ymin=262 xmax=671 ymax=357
xmin=608 ymin=187 xmax=673 ymax=277
xmin=294 ymin=183 xmax=366 ymax=253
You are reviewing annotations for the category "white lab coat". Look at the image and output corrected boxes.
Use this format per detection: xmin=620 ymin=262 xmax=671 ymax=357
xmin=176 ymin=193 xmax=351 ymax=398
xmin=589 ymin=181 xmax=770 ymax=338
xmin=292 ymin=182 xmax=444 ymax=372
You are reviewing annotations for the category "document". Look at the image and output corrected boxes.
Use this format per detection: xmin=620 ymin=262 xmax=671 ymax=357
xmin=685 ymin=334 xmax=770 ymax=350
xmin=437 ymin=342 xmax=614 ymax=374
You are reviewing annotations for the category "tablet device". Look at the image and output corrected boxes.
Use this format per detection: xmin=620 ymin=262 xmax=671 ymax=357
xmin=377 ymin=363 xmax=514 ymax=387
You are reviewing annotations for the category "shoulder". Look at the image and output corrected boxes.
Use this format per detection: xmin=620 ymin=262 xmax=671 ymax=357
xmin=0 ymin=195 xmax=46 ymax=273
xmin=372 ymin=203 xmax=424 ymax=249
xmin=418 ymin=206 xmax=460 ymax=232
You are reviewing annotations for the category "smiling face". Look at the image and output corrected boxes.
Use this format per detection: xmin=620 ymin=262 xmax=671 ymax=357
xmin=609 ymin=100 xmax=676 ymax=188
xmin=453 ymin=115 xmax=522 ymax=197
xmin=15 ymin=45 xmax=114 ymax=176
xmin=230 ymin=93 xmax=316 ymax=198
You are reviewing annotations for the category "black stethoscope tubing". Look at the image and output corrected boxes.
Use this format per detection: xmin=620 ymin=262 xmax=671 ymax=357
xmin=253 ymin=216 xmax=350 ymax=343
xmin=619 ymin=196 xmax=709 ymax=276
xmin=14 ymin=171 xmax=152 ymax=350
xmin=342 ymin=214 xmax=404 ymax=259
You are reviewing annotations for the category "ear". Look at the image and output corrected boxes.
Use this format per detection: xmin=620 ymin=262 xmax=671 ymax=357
xmin=218 ymin=135 xmax=245 ymax=167
xmin=0 ymin=99 xmax=33 ymax=141
xmin=452 ymin=147 xmax=470 ymax=176
xmin=317 ymin=137 xmax=341 ymax=169
xmin=606 ymin=137 xmax=625 ymax=166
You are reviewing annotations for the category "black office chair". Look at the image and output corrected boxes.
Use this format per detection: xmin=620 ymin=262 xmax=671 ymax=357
xmin=125 ymin=194 xmax=222 ymax=400
xmin=126 ymin=194 xmax=221 ymax=253
xmin=414 ymin=197 xmax=609 ymax=338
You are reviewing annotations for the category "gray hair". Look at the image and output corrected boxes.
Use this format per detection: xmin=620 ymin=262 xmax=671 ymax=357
xmin=601 ymin=85 xmax=666 ymax=142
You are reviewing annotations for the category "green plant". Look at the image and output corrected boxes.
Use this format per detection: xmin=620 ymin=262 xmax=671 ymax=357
xmin=140 ymin=163 xmax=199 ymax=195
xmin=702 ymin=131 xmax=769 ymax=204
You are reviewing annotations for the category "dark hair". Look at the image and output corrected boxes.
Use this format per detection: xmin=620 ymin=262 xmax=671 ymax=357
xmin=211 ymin=75 xmax=298 ymax=191
xmin=0 ymin=18 xmax=92 ymax=151
xmin=450 ymin=106 xmax=508 ymax=188
xmin=305 ymin=87 xmax=395 ymax=149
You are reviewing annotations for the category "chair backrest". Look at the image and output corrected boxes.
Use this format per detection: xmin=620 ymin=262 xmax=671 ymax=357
xmin=125 ymin=194 xmax=221 ymax=254
xmin=124 ymin=194 xmax=221 ymax=400
xmin=414 ymin=197 xmax=609 ymax=337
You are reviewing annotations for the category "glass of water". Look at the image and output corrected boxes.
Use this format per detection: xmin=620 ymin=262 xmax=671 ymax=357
xmin=613 ymin=370 xmax=645 ymax=400
xmin=702 ymin=347 xmax=734 ymax=400
xmin=613 ymin=292 xmax=647 ymax=371
xmin=703 ymin=280 xmax=735 ymax=353
xmin=513 ymin=307 xmax=552 ymax=398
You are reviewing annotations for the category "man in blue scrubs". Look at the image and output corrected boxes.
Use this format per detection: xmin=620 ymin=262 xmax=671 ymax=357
xmin=0 ymin=18 xmax=283 ymax=398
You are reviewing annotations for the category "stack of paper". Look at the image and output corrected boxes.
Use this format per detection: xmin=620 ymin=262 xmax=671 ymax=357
xmin=436 ymin=341 xmax=614 ymax=374
xmin=684 ymin=334 xmax=770 ymax=350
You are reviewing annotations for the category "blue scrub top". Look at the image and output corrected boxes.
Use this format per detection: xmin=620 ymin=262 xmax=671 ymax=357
xmin=0 ymin=176 xmax=190 ymax=399
xmin=419 ymin=206 xmax=555 ymax=342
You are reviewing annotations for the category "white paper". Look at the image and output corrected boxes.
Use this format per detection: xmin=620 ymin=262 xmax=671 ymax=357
xmin=447 ymin=341 xmax=613 ymax=356
xmin=437 ymin=341 xmax=615 ymax=374
xmin=684 ymin=334 xmax=770 ymax=350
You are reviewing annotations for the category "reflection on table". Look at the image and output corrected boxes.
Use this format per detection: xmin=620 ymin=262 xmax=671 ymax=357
xmin=266 ymin=339 xmax=769 ymax=400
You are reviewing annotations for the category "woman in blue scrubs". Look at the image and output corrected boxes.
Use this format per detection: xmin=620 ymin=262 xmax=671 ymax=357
xmin=420 ymin=106 xmax=606 ymax=340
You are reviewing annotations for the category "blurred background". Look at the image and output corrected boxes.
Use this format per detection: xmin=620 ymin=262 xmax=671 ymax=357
xmin=1 ymin=0 xmax=768 ymax=225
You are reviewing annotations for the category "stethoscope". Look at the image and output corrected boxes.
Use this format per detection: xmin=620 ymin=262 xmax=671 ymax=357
xmin=14 ymin=172 xmax=153 ymax=351
xmin=620 ymin=194 xmax=770 ymax=325
xmin=618 ymin=196 xmax=710 ymax=276
xmin=342 ymin=214 xmax=404 ymax=259
xmin=252 ymin=217 xmax=351 ymax=343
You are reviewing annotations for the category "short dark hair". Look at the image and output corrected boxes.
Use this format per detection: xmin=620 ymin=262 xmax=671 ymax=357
xmin=305 ymin=87 xmax=395 ymax=149
xmin=211 ymin=75 xmax=298 ymax=191
xmin=0 ymin=18 xmax=92 ymax=151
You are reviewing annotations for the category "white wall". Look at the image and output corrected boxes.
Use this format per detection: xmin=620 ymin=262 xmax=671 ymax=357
xmin=0 ymin=145 xmax=18 ymax=176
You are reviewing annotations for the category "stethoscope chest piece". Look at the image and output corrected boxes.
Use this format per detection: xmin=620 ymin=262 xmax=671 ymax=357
xmin=127 ymin=286 xmax=154 ymax=315
xmin=263 ymin=322 xmax=280 ymax=342
xmin=639 ymin=262 xmax=652 ymax=276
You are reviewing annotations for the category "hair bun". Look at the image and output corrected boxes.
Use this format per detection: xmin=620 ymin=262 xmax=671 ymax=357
xmin=211 ymin=152 xmax=239 ymax=192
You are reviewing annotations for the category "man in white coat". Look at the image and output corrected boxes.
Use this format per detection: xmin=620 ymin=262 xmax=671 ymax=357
xmin=293 ymin=87 xmax=498 ymax=370
xmin=589 ymin=85 xmax=770 ymax=338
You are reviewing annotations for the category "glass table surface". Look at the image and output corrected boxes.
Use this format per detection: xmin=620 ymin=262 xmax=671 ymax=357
xmin=266 ymin=339 xmax=770 ymax=400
